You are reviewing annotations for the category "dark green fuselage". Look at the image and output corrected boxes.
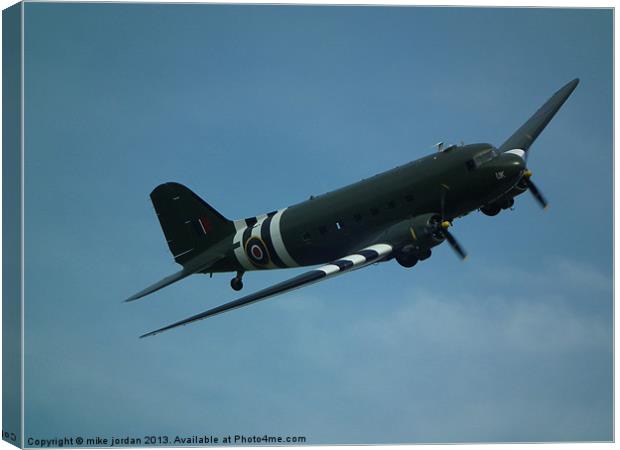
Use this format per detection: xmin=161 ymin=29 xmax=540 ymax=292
xmin=210 ymin=143 xmax=524 ymax=272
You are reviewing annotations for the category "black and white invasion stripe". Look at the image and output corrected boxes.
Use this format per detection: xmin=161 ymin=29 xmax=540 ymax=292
xmin=233 ymin=208 xmax=299 ymax=270
xmin=312 ymin=244 xmax=393 ymax=277
xmin=140 ymin=243 xmax=393 ymax=337
xmin=260 ymin=215 xmax=286 ymax=268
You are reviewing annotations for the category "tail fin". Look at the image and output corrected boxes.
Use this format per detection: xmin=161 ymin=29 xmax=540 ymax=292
xmin=150 ymin=182 xmax=235 ymax=265
xmin=499 ymin=78 xmax=579 ymax=154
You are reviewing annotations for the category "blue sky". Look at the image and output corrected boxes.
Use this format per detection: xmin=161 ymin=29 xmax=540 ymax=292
xmin=22 ymin=4 xmax=611 ymax=444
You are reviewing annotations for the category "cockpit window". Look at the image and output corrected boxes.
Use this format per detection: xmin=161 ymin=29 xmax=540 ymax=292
xmin=467 ymin=148 xmax=498 ymax=171
xmin=474 ymin=149 xmax=498 ymax=165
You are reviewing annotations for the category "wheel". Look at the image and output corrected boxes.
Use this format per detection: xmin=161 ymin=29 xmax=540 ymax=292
xmin=481 ymin=205 xmax=501 ymax=216
xmin=230 ymin=278 xmax=243 ymax=291
xmin=419 ymin=249 xmax=432 ymax=261
xmin=396 ymin=253 xmax=418 ymax=268
xmin=500 ymin=198 xmax=514 ymax=210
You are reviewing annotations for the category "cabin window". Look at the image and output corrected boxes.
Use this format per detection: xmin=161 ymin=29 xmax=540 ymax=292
xmin=302 ymin=232 xmax=311 ymax=242
xmin=370 ymin=207 xmax=379 ymax=216
xmin=466 ymin=159 xmax=476 ymax=171
xmin=319 ymin=226 xmax=328 ymax=235
xmin=336 ymin=221 xmax=343 ymax=230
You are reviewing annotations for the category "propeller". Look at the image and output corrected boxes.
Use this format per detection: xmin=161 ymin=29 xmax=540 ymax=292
xmin=522 ymin=170 xmax=548 ymax=209
xmin=438 ymin=185 xmax=468 ymax=260
xmin=440 ymin=221 xmax=468 ymax=260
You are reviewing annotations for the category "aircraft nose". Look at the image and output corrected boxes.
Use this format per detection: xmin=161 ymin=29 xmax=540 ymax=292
xmin=495 ymin=152 xmax=525 ymax=181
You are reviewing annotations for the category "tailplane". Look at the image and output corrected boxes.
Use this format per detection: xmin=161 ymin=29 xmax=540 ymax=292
xmin=150 ymin=182 xmax=235 ymax=265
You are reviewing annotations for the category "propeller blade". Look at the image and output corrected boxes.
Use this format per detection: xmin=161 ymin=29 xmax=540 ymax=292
xmin=438 ymin=188 xmax=467 ymax=260
xmin=524 ymin=178 xmax=548 ymax=209
xmin=440 ymin=185 xmax=447 ymax=217
xmin=442 ymin=229 xmax=468 ymax=260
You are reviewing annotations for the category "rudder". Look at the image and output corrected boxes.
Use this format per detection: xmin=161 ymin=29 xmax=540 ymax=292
xmin=150 ymin=182 xmax=234 ymax=265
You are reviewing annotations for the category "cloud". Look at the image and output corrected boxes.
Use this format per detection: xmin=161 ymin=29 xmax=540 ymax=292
xmin=473 ymin=256 xmax=611 ymax=297
xmin=262 ymin=257 xmax=612 ymax=442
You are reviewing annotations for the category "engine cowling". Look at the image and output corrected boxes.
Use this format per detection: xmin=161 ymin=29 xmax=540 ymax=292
xmin=382 ymin=213 xmax=445 ymax=256
xmin=481 ymin=173 xmax=528 ymax=215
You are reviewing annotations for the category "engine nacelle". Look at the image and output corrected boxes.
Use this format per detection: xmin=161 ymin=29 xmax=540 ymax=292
xmin=503 ymin=177 xmax=529 ymax=199
xmin=481 ymin=174 xmax=528 ymax=215
xmin=381 ymin=213 xmax=445 ymax=254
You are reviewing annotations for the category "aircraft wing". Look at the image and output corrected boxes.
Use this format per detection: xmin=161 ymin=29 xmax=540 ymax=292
xmin=140 ymin=243 xmax=393 ymax=338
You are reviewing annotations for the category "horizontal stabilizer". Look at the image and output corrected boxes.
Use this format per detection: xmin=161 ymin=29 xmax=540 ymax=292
xmin=125 ymin=270 xmax=193 ymax=302
xmin=499 ymin=78 xmax=579 ymax=154
xmin=125 ymin=252 xmax=225 ymax=302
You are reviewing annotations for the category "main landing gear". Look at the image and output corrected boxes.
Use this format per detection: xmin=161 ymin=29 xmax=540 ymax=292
xmin=481 ymin=198 xmax=514 ymax=216
xmin=396 ymin=253 xmax=418 ymax=268
xmin=230 ymin=271 xmax=244 ymax=291
xmin=395 ymin=248 xmax=432 ymax=268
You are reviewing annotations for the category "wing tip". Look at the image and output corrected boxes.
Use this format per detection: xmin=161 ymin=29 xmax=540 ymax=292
xmin=139 ymin=327 xmax=169 ymax=338
xmin=139 ymin=322 xmax=190 ymax=339
xmin=561 ymin=78 xmax=580 ymax=96
xmin=139 ymin=331 xmax=157 ymax=339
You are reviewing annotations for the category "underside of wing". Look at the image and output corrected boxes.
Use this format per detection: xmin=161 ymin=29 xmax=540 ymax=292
xmin=140 ymin=243 xmax=393 ymax=338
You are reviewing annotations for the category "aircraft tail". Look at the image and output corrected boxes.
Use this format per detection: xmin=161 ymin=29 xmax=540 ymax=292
xmin=499 ymin=78 xmax=579 ymax=155
xmin=150 ymin=182 xmax=235 ymax=265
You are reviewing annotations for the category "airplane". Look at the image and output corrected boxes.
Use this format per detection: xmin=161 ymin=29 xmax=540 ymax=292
xmin=127 ymin=78 xmax=579 ymax=338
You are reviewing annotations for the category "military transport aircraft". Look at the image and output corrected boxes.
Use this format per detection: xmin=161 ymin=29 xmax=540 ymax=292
xmin=127 ymin=78 xmax=579 ymax=338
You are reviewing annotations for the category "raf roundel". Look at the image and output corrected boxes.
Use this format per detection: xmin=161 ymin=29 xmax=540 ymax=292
xmin=245 ymin=237 xmax=270 ymax=266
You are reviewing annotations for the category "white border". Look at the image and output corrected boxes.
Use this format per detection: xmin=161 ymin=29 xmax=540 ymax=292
xmin=20 ymin=1 xmax=24 ymax=446
xmin=0 ymin=2 xmax=615 ymax=450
